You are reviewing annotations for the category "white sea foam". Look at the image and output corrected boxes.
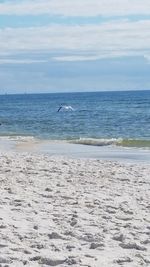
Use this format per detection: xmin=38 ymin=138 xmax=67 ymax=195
xmin=0 ymin=135 xmax=35 ymax=141
xmin=69 ymin=137 xmax=123 ymax=146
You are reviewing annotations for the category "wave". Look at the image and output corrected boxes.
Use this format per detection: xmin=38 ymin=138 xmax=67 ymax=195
xmin=0 ymin=135 xmax=36 ymax=142
xmin=119 ymin=139 xmax=150 ymax=148
xmin=69 ymin=138 xmax=122 ymax=146
xmin=68 ymin=138 xmax=150 ymax=148
xmin=0 ymin=135 xmax=150 ymax=149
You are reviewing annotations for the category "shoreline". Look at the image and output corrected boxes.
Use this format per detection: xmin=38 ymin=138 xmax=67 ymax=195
xmin=0 ymin=136 xmax=150 ymax=163
xmin=0 ymin=151 xmax=150 ymax=266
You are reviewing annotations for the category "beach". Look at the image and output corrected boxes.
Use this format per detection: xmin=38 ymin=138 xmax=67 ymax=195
xmin=0 ymin=150 xmax=150 ymax=267
xmin=1 ymin=0 xmax=150 ymax=265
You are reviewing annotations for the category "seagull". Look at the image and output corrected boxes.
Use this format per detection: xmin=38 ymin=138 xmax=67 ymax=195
xmin=57 ymin=105 xmax=74 ymax=112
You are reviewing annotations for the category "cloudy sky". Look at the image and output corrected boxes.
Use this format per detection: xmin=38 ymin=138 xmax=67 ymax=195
xmin=0 ymin=0 xmax=150 ymax=94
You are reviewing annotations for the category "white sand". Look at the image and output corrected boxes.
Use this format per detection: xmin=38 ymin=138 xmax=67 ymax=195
xmin=0 ymin=151 xmax=150 ymax=267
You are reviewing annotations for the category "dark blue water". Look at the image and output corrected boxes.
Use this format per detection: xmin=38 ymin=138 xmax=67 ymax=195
xmin=0 ymin=90 xmax=150 ymax=147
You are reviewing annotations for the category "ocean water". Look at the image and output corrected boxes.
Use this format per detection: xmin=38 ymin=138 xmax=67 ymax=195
xmin=0 ymin=90 xmax=150 ymax=149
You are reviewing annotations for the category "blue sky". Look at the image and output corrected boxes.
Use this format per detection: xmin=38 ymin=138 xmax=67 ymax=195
xmin=0 ymin=0 xmax=150 ymax=94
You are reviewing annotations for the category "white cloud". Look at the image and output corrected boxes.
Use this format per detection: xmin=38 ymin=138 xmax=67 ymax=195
xmin=0 ymin=20 xmax=150 ymax=61
xmin=53 ymin=52 xmax=131 ymax=62
xmin=53 ymin=55 xmax=104 ymax=62
xmin=0 ymin=0 xmax=150 ymax=17
xmin=0 ymin=59 xmax=46 ymax=64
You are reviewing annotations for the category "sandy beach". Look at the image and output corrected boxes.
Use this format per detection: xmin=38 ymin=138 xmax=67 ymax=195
xmin=0 ymin=151 xmax=150 ymax=267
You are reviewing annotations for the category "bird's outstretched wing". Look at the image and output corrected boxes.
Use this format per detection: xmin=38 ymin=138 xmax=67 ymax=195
xmin=57 ymin=106 xmax=62 ymax=112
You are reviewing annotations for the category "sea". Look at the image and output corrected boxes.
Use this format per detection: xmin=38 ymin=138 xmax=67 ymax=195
xmin=0 ymin=90 xmax=150 ymax=161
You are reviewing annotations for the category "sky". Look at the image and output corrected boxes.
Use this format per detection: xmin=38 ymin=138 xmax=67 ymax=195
xmin=0 ymin=0 xmax=150 ymax=94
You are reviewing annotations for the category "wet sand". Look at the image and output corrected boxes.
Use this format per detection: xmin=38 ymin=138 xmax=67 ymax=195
xmin=15 ymin=138 xmax=150 ymax=163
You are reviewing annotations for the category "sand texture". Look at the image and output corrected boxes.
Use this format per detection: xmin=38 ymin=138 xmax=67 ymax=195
xmin=0 ymin=152 xmax=150 ymax=267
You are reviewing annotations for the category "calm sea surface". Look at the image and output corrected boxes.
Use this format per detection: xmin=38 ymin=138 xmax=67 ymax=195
xmin=0 ymin=90 xmax=150 ymax=148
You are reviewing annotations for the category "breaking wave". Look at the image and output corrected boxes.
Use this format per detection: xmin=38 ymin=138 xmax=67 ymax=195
xmin=69 ymin=138 xmax=150 ymax=148
xmin=1 ymin=135 xmax=150 ymax=149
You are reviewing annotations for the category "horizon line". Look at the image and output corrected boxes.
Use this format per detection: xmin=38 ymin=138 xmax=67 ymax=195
xmin=0 ymin=88 xmax=150 ymax=96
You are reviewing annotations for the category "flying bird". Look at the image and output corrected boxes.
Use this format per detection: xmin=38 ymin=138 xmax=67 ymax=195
xmin=57 ymin=105 xmax=74 ymax=112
